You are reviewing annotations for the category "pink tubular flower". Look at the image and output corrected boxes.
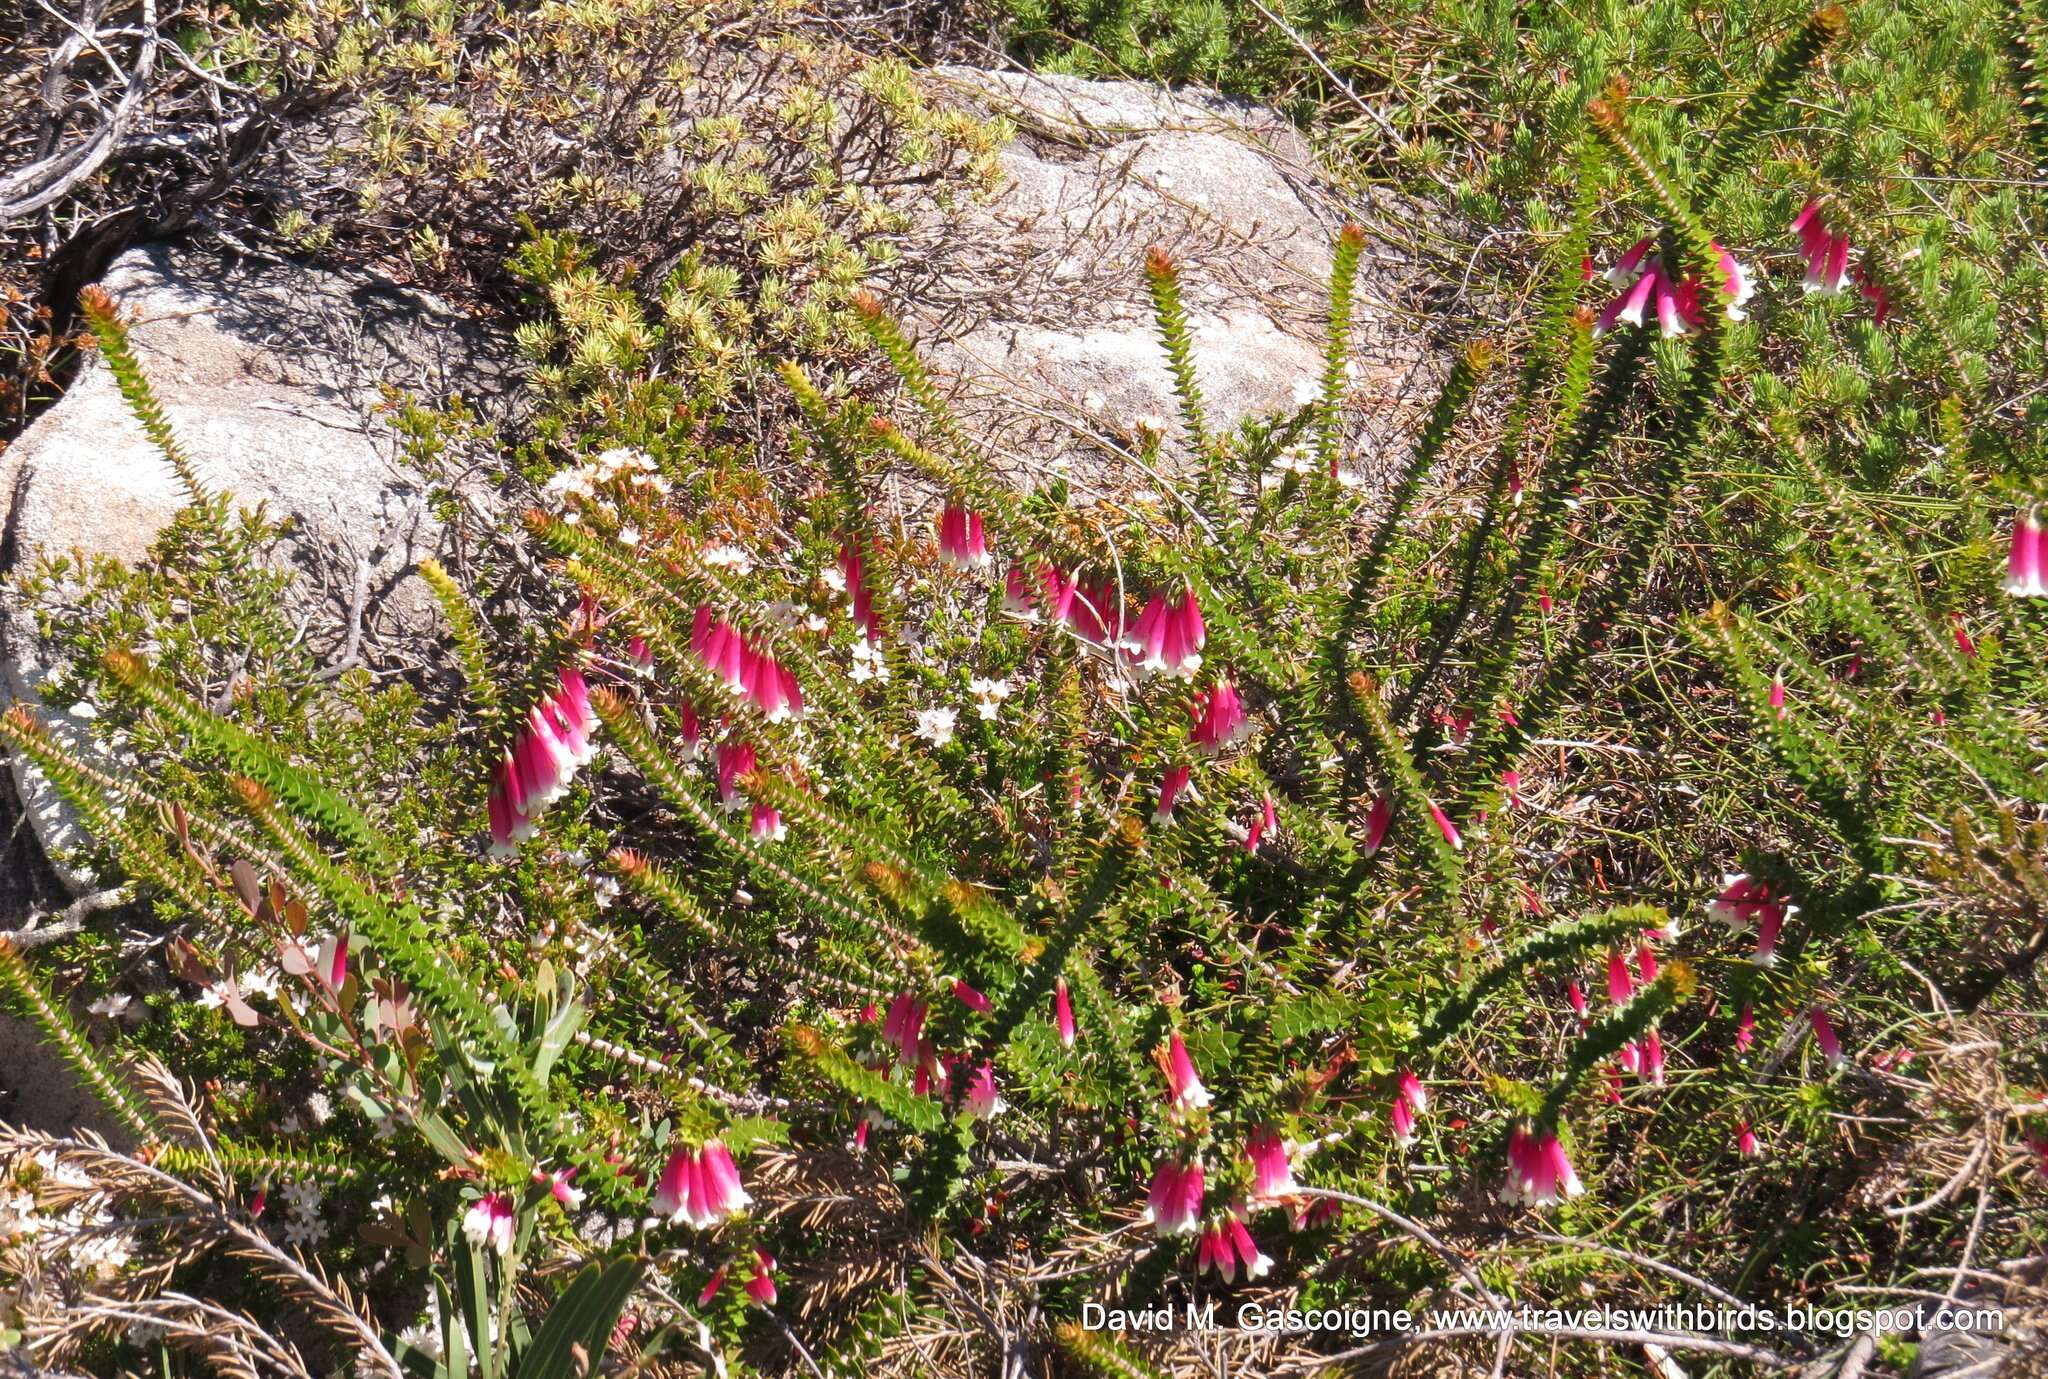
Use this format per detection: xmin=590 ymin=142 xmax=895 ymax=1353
xmin=963 ymin=1061 xmax=1006 ymax=1118
xmin=1389 ymin=1092 xmax=1417 ymax=1149
xmin=1243 ymin=794 xmax=1278 ymax=854
xmin=1198 ymin=1212 xmax=1273 ymax=1282
xmin=1161 ymin=1032 xmax=1212 ymax=1112
xmin=749 ymin=805 xmax=785 ymax=842
xmin=698 ymin=1267 xmax=727 ymax=1307
xmin=1636 ymin=943 xmax=1659 ymax=985
xmin=1641 ymin=1028 xmax=1667 ymax=1086
xmin=462 ymin=1192 xmax=517 ymax=1256
xmin=1245 ymin=1127 xmax=1297 ymax=1199
xmin=1607 ymin=950 xmax=1636 ymax=1005
xmin=1498 ymin=1127 xmax=1585 ymax=1209
xmin=626 ymin=635 xmax=653 ymax=675
xmin=1427 ymin=801 xmax=1463 ymax=852
xmin=1360 ymin=793 xmax=1393 ymax=857
xmin=1053 ymin=978 xmax=1076 ymax=1048
xmin=1002 ymin=565 xmax=1037 ymax=617
xmin=716 ymin=741 xmax=757 ymax=811
xmin=1145 ymin=1157 xmax=1205 ymax=1236
xmin=1126 ymin=587 xmax=1206 ymax=677
xmin=1566 ymin=979 xmax=1589 ymax=1024
xmin=1596 ymin=237 xmax=1751 ymax=337
xmin=1791 ymin=198 xmax=1852 ymax=296
xmin=1188 ymin=679 xmax=1251 ymax=755
xmin=938 ymin=504 xmax=991 ymax=570
xmin=1397 ymin=1069 xmax=1429 ymax=1116
xmin=1769 ymin=676 xmax=1787 ymax=717
xmin=652 ymin=1141 xmax=754 ymax=1229
xmin=1736 ymin=1122 xmax=1762 ymax=1159
xmin=745 ymin=1249 xmax=777 ymax=1306
xmin=880 ymin=993 xmax=928 ymax=1068
xmin=838 ymin=542 xmax=883 ymax=644
xmin=678 ymin=701 xmax=702 ymax=761
xmin=1753 ymin=901 xmax=1787 ymax=965
xmin=543 ymin=1167 xmax=583 ymax=1210
xmin=2007 ymin=510 xmax=2048 ymax=597
xmin=487 ymin=666 xmax=601 ymax=856
xmin=1735 ymin=1005 xmax=1756 ymax=1054
xmin=1152 ymin=765 xmax=1195 ymax=826
xmin=952 ymin=979 xmax=991 ymax=1014
xmin=1951 ymin=611 xmax=1977 ymax=658
xmin=1810 ymin=1007 xmax=1845 ymax=1070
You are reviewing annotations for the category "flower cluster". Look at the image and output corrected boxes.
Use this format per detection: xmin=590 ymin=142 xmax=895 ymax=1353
xmin=651 ymin=1141 xmax=753 ymax=1229
xmin=1594 ymin=237 xmax=1753 ymax=337
xmin=1498 ymin=1128 xmax=1584 ymax=1208
xmin=488 ymin=667 xmax=600 ymax=855
xmin=692 ymin=606 xmax=804 ymax=723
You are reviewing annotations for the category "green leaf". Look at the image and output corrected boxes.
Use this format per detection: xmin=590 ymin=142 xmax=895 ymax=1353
xmin=514 ymin=1256 xmax=645 ymax=1379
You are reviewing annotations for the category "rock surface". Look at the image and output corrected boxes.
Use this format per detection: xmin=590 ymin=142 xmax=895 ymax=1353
xmin=909 ymin=69 xmax=1425 ymax=487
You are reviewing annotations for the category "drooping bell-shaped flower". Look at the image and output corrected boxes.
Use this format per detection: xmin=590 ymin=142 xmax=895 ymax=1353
xmin=745 ymin=1249 xmax=777 ymax=1306
xmin=698 ymin=1267 xmax=727 ymax=1308
xmin=748 ymin=805 xmax=785 ymax=842
xmin=880 ymin=993 xmax=929 ymax=1068
xmin=487 ymin=666 xmax=603 ymax=856
xmin=1791 ymin=198 xmax=1852 ymax=296
xmin=1736 ymin=1122 xmax=1761 ymax=1159
xmin=1809 ymin=1006 xmax=1844 ymax=1069
xmin=1188 ymin=679 xmax=1251 ymax=755
xmin=839 ymin=542 xmax=883 ymax=645
xmin=963 ymin=1061 xmax=1006 ymax=1118
xmin=678 ymin=701 xmax=702 ymax=761
xmin=1498 ymin=1127 xmax=1585 ymax=1209
xmin=1389 ymin=1092 xmax=1417 ymax=1149
xmin=1769 ymin=676 xmax=1787 ymax=717
xmin=1735 ymin=1005 xmax=1756 ymax=1053
xmin=1152 ymin=765 xmax=1195 ymax=826
xmin=1607 ymin=950 xmax=1636 ymax=1005
xmin=1427 ymin=801 xmax=1463 ymax=852
xmin=1242 ymin=794 xmax=1278 ymax=854
xmin=1145 ymin=1157 xmax=1205 ymax=1236
xmin=1951 ymin=611 xmax=1977 ymax=658
xmin=1641 ymin=1028 xmax=1667 ymax=1086
xmin=937 ymin=505 xmax=991 ymax=570
xmin=1752 ymin=900 xmax=1788 ymax=965
xmin=1245 ymin=1127 xmax=1298 ymax=1199
xmin=716 ymin=741 xmax=757 ymax=811
xmin=952 ymin=979 xmax=991 ymax=1013
xmin=1635 ymin=943 xmax=1659 ymax=985
xmin=1566 ymin=979 xmax=1589 ymax=1024
xmin=627 ymin=635 xmax=654 ymax=675
xmin=2007 ymin=510 xmax=2048 ymax=597
xmin=1226 ymin=1212 xmax=1275 ymax=1281
xmin=1360 ymin=793 xmax=1393 ymax=857
xmin=1127 ymin=587 xmax=1206 ymax=677
xmin=1053 ymin=978 xmax=1076 ymax=1048
xmin=652 ymin=1141 xmax=754 ymax=1229
xmin=462 ymin=1192 xmax=517 ymax=1256
xmin=1161 ymin=1031 xmax=1212 ymax=1112
xmin=1002 ymin=565 xmax=1038 ymax=617
xmin=1397 ymin=1069 xmax=1428 ymax=1116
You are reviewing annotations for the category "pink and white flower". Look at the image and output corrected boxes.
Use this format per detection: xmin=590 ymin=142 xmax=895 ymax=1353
xmin=462 ymin=1192 xmax=516 ymax=1256
xmin=1735 ymin=1005 xmax=1756 ymax=1054
xmin=1126 ymin=587 xmax=1207 ymax=677
xmin=1791 ymin=198 xmax=1852 ymax=296
xmin=1197 ymin=1211 xmax=1275 ymax=1282
xmin=1360 ymin=793 xmax=1394 ymax=857
xmin=1145 ymin=1157 xmax=1205 ymax=1236
xmin=2006 ymin=509 xmax=2048 ymax=597
xmin=1736 ymin=1122 xmax=1762 ymax=1159
xmin=1244 ymin=1127 xmax=1298 ymax=1199
xmin=880 ymin=993 xmax=929 ymax=1068
xmin=1498 ymin=1127 xmax=1585 ymax=1209
xmin=1152 ymin=765 xmax=1195 ymax=825
xmin=746 ymin=1249 xmax=777 ymax=1306
xmin=1188 ymin=680 xmax=1251 ymax=754
xmin=937 ymin=504 xmax=991 ymax=570
xmin=1810 ymin=1006 xmax=1845 ymax=1070
xmin=1161 ymin=1032 xmax=1212 ymax=1112
xmin=963 ymin=1062 xmax=1006 ymax=1118
xmin=1053 ymin=978 xmax=1076 ymax=1048
xmin=1243 ymin=794 xmax=1279 ymax=854
xmin=488 ymin=667 xmax=601 ymax=856
xmin=651 ymin=1140 xmax=753 ymax=1229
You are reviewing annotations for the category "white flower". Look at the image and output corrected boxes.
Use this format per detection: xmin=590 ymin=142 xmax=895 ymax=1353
xmin=618 ymin=526 xmax=642 ymax=547
xmin=1290 ymin=376 xmax=1319 ymax=407
xmin=967 ymin=677 xmax=1014 ymax=721
xmin=819 ymin=565 xmax=847 ymax=594
xmin=86 ymin=992 xmax=133 ymax=1020
xmin=241 ymin=968 xmax=281 ymax=1001
xmin=0 ymin=1190 xmax=40 ymax=1242
xmin=848 ymin=638 xmax=888 ymax=685
xmin=397 ymin=1320 xmax=445 ymax=1364
xmin=914 ymin=708 xmax=958 ymax=748
xmin=702 ymin=544 xmax=754 ymax=575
